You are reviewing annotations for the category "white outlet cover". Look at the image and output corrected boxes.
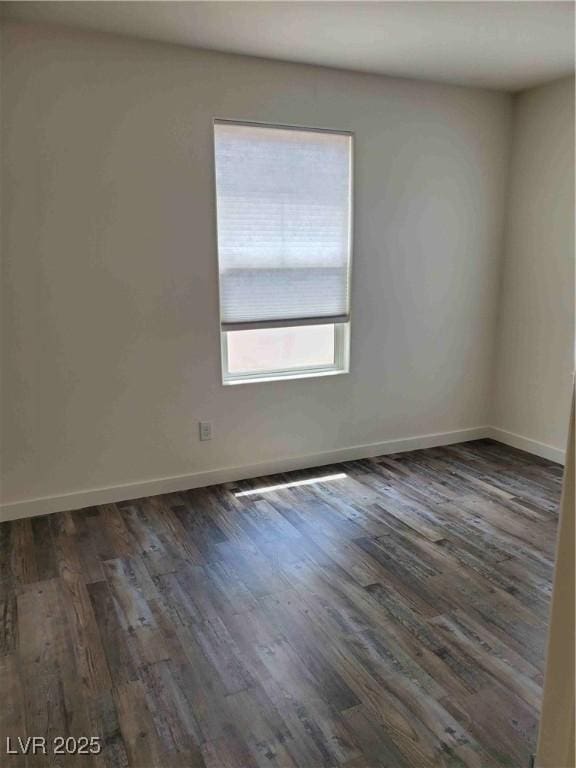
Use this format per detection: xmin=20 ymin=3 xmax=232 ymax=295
xmin=199 ymin=421 xmax=212 ymax=440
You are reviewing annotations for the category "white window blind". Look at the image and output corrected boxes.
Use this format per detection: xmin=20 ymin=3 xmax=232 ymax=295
xmin=214 ymin=120 xmax=352 ymax=331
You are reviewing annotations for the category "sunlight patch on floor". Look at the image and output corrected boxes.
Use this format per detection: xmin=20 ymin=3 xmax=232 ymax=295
xmin=234 ymin=472 xmax=347 ymax=497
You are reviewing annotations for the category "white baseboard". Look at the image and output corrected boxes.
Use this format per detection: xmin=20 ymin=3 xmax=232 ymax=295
xmin=0 ymin=426 xmax=491 ymax=523
xmin=487 ymin=426 xmax=566 ymax=465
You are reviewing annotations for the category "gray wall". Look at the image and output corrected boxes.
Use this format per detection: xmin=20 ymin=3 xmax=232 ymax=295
xmin=1 ymin=23 xmax=512 ymax=510
xmin=492 ymin=77 xmax=575 ymax=454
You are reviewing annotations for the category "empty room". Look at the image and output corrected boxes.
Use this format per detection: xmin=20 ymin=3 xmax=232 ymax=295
xmin=1 ymin=2 xmax=574 ymax=767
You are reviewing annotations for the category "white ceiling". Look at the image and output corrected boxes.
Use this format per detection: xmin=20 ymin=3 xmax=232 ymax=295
xmin=3 ymin=1 xmax=575 ymax=91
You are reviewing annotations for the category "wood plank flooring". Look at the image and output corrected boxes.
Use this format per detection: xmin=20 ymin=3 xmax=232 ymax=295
xmin=0 ymin=439 xmax=563 ymax=767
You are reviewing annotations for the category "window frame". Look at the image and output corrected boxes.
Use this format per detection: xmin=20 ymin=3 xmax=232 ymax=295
xmin=221 ymin=323 xmax=350 ymax=385
xmin=213 ymin=117 xmax=354 ymax=386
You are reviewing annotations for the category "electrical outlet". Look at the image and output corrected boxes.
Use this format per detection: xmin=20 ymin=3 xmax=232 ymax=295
xmin=199 ymin=421 xmax=212 ymax=441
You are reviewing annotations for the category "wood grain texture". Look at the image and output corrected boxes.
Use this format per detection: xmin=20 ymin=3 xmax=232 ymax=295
xmin=0 ymin=440 xmax=561 ymax=767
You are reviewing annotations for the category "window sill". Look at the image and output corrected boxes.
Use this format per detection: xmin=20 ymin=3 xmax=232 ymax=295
xmin=222 ymin=367 xmax=349 ymax=386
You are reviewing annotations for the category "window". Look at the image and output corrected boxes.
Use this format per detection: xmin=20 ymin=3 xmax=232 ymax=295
xmin=214 ymin=120 xmax=352 ymax=383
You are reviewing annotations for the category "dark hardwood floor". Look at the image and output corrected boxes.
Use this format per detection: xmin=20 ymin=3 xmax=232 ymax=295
xmin=0 ymin=439 xmax=563 ymax=767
